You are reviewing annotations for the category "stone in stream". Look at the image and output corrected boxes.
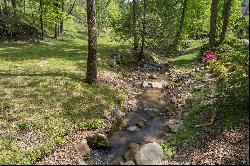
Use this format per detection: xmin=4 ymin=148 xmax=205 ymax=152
xmin=149 ymin=82 xmax=163 ymax=89
xmin=136 ymin=121 xmax=145 ymax=128
xmin=123 ymin=143 xmax=140 ymax=162
xmin=127 ymin=126 xmax=139 ymax=132
xmin=74 ymin=139 xmax=91 ymax=157
xmin=86 ymin=133 xmax=112 ymax=150
xmin=135 ymin=142 xmax=164 ymax=165
xmin=149 ymin=74 xmax=157 ymax=79
xmin=142 ymin=81 xmax=151 ymax=88
xmin=123 ymin=161 xmax=136 ymax=165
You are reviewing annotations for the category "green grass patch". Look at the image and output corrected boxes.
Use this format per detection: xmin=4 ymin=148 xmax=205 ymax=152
xmin=0 ymin=36 xmax=126 ymax=164
xmin=171 ymin=40 xmax=204 ymax=70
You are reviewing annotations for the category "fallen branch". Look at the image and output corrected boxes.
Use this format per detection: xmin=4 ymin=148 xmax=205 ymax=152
xmin=195 ymin=113 xmax=216 ymax=128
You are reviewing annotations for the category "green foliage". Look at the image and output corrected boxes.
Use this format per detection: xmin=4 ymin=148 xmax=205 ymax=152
xmin=160 ymin=143 xmax=177 ymax=159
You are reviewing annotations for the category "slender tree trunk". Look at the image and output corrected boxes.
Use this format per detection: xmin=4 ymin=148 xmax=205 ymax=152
xmin=86 ymin=0 xmax=97 ymax=84
xmin=24 ymin=0 xmax=25 ymax=13
xmin=3 ymin=0 xmax=8 ymax=14
xmin=39 ymin=0 xmax=44 ymax=40
xmin=219 ymin=0 xmax=233 ymax=44
xmin=140 ymin=0 xmax=147 ymax=56
xmin=132 ymin=0 xmax=139 ymax=51
xmin=209 ymin=0 xmax=219 ymax=48
xmin=11 ymin=0 xmax=17 ymax=15
xmin=60 ymin=0 xmax=64 ymax=34
xmin=54 ymin=24 xmax=58 ymax=39
xmin=173 ymin=0 xmax=188 ymax=48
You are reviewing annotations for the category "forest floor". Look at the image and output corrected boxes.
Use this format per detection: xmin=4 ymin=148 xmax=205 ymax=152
xmin=0 ymin=37 xmax=249 ymax=165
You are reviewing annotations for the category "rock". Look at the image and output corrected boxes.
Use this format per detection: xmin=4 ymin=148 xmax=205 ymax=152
xmin=108 ymin=59 xmax=116 ymax=67
xmin=113 ymin=109 xmax=125 ymax=118
xmin=166 ymin=119 xmax=184 ymax=133
xmin=38 ymin=60 xmax=48 ymax=66
xmin=160 ymin=80 xmax=168 ymax=87
xmin=142 ymin=81 xmax=151 ymax=88
xmin=74 ymin=139 xmax=91 ymax=157
xmin=129 ymin=143 xmax=140 ymax=152
xmin=135 ymin=142 xmax=164 ymax=165
xmin=123 ymin=143 xmax=140 ymax=162
xmin=112 ymin=158 xmax=124 ymax=165
xmin=123 ymin=161 xmax=135 ymax=165
xmin=86 ymin=133 xmax=112 ymax=150
xmin=149 ymin=82 xmax=163 ymax=89
xmin=123 ymin=150 xmax=134 ymax=161
xmin=136 ymin=121 xmax=145 ymax=128
xmin=127 ymin=126 xmax=139 ymax=132
xmin=149 ymin=74 xmax=157 ymax=79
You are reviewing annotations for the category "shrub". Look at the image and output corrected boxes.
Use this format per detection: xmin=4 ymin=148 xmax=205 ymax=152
xmin=209 ymin=43 xmax=249 ymax=128
xmin=203 ymin=50 xmax=217 ymax=64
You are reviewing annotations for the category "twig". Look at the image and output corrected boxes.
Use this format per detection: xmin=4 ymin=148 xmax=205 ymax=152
xmin=195 ymin=113 xmax=216 ymax=128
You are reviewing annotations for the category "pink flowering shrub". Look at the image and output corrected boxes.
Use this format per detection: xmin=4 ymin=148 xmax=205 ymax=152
xmin=203 ymin=50 xmax=217 ymax=64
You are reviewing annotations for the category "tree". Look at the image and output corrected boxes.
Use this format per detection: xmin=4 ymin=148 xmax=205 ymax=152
xmin=209 ymin=0 xmax=219 ymax=48
xmin=173 ymin=0 xmax=188 ymax=49
xmin=140 ymin=0 xmax=147 ymax=56
xmin=86 ymin=0 xmax=97 ymax=84
xmin=39 ymin=0 xmax=44 ymax=40
xmin=219 ymin=0 xmax=233 ymax=44
xmin=3 ymin=0 xmax=8 ymax=14
xmin=60 ymin=0 xmax=64 ymax=34
xmin=132 ymin=0 xmax=139 ymax=51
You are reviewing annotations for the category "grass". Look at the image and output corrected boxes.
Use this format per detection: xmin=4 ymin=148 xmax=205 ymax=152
xmin=0 ymin=35 xmax=127 ymax=164
xmin=171 ymin=40 xmax=204 ymax=70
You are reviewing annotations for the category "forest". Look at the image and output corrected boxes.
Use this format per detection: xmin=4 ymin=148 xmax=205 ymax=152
xmin=0 ymin=0 xmax=249 ymax=165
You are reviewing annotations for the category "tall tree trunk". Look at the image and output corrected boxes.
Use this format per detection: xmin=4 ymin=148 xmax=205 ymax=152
xmin=39 ymin=0 xmax=44 ymax=40
xmin=54 ymin=24 xmax=58 ymax=39
xmin=86 ymin=0 xmax=97 ymax=84
xmin=11 ymin=0 xmax=17 ymax=15
xmin=140 ymin=0 xmax=147 ymax=56
xmin=3 ymin=0 xmax=8 ymax=14
xmin=132 ymin=0 xmax=139 ymax=51
xmin=60 ymin=0 xmax=64 ymax=34
xmin=209 ymin=0 xmax=219 ymax=48
xmin=219 ymin=0 xmax=233 ymax=44
xmin=173 ymin=0 xmax=188 ymax=49
xmin=24 ymin=0 xmax=25 ymax=13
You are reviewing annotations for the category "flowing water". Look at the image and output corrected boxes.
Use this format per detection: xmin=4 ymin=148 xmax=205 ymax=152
xmin=85 ymin=73 xmax=170 ymax=165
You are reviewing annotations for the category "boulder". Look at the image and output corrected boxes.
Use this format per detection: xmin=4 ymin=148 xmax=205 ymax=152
xmin=74 ymin=139 xmax=90 ymax=157
xmin=86 ymin=133 xmax=112 ymax=150
xmin=135 ymin=142 xmax=164 ymax=165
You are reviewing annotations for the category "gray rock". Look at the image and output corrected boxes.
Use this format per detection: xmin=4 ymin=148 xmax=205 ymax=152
xmin=123 ymin=161 xmax=135 ymax=165
xmin=108 ymin=59 xmax=116 ymax=67
xmin=74 ymin=139 xmax=90 ymax=157
xmin=136 ymin=121 xmax=145 ymax=128
xmin=166 ymin=119 xmax=184 ymax=133
xmin=149 ymin=82 xmax=163 ymax=89
xmin=160 ymin=80 xmax=168 ymax=87
xmin=135 ymin=142 xmax=164 ymax=165
xmin=127 ymin=126 xmax=139 ymax=132
xmin=86 ymin=133 xmax=112 ymax=149
xmin=149 ymin=74 xmax=157 ymax=79
xmin=113 ymin=109 xmax=125 ymax=118
xmin=142 ymin=81 xmax=151 ymax=88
